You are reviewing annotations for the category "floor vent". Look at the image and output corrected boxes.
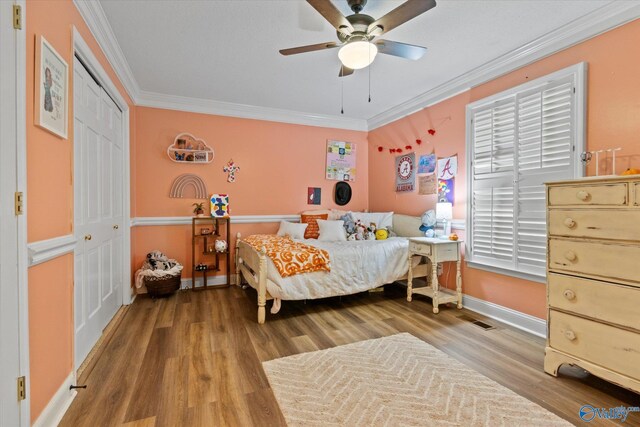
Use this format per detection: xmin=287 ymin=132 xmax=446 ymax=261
xmin=472 ymin=320 xmax=496 ymax=330
xmin=457 ymin=314 xmax=496 ymax=330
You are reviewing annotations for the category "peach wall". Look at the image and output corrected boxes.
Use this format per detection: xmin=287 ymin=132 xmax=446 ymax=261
xmin=26 ymin=0 xmax=134 ymax=422
xmin=132 ymin=107 xmax=368 ymax=278
xmin=368 ymin=19 xmax=640 ymax=320
xmin=27 ymin=256 xmax=73 ymax=423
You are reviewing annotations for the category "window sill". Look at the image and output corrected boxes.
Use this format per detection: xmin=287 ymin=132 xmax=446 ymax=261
xmin=465 ymin=261 xmax=546 ymax=284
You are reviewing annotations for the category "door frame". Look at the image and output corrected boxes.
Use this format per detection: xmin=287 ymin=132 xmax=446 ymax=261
xmin=1 ymin=0 xmax=29 ymax=425
xmin=72 ymin=27 xmax=132 ymax=366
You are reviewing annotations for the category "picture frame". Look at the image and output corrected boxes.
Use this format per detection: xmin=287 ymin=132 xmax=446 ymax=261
xmin=34 ymin=35 xmax=68 ymax=139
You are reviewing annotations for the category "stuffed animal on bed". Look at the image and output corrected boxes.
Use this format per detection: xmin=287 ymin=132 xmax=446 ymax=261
xmin=340 ymin=213 xmax=357 ymax=236
xmin=419 ymin=210 xmax=437 ymax=237
xmin=366 ymin=223 xmax=377 ymax=240
xmin=354 ymin=220 xmax=367 ymax=240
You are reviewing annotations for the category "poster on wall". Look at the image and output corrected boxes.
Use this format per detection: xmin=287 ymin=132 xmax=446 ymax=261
xmin=35 ymin=35 xmax=68 ymax=139
xmin=418 ymin=173 xmax=437 ymax=195
xmin=418 ymin=153 xmax=437 ymax=174
xmin=395 ymin=152 xmax=416 ymax=192
xmin=326 ymin=140 xmax=356 ymax=181
xmin=437 ymin=155 xmax=458 ymax=180
xmin=438 ymin=178 xmax=455 ymax=204
xmin=307 ymin=187 xmax=321 ymax=205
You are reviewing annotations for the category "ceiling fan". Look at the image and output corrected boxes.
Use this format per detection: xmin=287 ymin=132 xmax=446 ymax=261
xmin=280 ymin=0 xmax=436 ymax=77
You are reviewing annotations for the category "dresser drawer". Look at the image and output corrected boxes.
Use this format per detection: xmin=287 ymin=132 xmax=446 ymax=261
xmin=549 ymin=310 xmax=640 ymax=380
xmin=548 ymin=183 xmax=627 ymax=206
xmin=548 ymin=274 xmax=640 ymax=330
xmin=549 ymin=238 xmax=640 ymax=286
xmin=548 ymin=209 xmax=640 ymax=240
xmin=409 ymin=241 xmax=431 ymax=256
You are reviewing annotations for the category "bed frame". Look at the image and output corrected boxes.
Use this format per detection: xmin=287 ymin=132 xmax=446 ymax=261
xmin=234 ymin=232 xmax=430 ymax=324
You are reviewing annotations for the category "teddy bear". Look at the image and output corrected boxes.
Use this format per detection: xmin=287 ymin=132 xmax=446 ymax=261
xmin=354 ymin=220 xmax=367 ymax=240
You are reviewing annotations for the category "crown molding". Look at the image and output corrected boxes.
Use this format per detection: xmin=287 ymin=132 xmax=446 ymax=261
xmin=136 ymin=90 xmax=368 ymax=131
xmin=367 ymin=1 xmax=640 ymax=130
xmin=73 ymin=0 xmax=141 ymax=102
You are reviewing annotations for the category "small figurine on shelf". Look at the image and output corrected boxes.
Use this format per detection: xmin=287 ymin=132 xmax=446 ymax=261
xmin=195 ymin=263 xmax=208 ymax=271
xmin=200 ymin=228 xmax=211 ymax=235
xmin=192 ymin=202 xmax=205 ymax=217
xmin=214 ymin=239 xmax=228 ymax=253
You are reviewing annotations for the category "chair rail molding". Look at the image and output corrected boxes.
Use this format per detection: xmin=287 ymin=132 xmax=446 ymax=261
xmin=131 ymin=214 xmax=301 ymax=227
xmin=27 ymin=235 xmax=77 ymax=267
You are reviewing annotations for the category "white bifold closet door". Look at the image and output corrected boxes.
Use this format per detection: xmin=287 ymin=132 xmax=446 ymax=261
xmin=73 ymin=56 xmax=124 ymax=368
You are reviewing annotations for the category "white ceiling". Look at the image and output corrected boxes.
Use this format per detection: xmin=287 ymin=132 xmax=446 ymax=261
xmin=98 ymin=0 xmax=613 ymax=122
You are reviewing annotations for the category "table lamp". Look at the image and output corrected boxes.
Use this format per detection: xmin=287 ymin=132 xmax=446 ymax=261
xmin=436 ymin=202 xmax=453 ymax=236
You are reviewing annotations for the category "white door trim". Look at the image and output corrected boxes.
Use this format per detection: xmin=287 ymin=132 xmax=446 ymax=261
xmin=72 ymin=27 xmax=132 ymax=309
xmin=1 ymin=0 xmax=30 ymax=423
xmin=14 ymin=0 xmax=30 ymax=424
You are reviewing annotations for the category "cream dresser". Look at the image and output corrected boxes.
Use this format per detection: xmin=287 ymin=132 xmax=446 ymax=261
xmin=544 ymin=175 xmax=640 ymax=394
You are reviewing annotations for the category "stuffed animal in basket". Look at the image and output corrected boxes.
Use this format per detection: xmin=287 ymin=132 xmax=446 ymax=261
xmin=146 ymin=250 xmax=177 ymax=270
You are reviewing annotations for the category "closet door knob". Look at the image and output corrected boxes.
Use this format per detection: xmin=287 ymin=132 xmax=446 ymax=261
xmin=84 ymin=234 xmax=92 ymax=241
xmin=576 ymin=190 xmax=590 ymax=201
xmin=564 ymin=218 xmax=576 ymax=229
xmin=113 ymin=225 xmax=119 ymax=230
xmin=564 ymin=251 xmax=577 ymax=262
xmin=564 ymin=330 xmax=576 ymax=341
xmin=563 ymin=289 xmax=576 ymax=300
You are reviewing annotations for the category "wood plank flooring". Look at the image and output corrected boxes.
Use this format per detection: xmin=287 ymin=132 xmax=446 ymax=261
xmin=60 ymin=285 xmax=640 ymax=426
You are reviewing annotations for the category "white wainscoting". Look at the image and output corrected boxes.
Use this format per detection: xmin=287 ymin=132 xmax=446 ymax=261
xmin=27 ymin=234 xmax=77 ymax=267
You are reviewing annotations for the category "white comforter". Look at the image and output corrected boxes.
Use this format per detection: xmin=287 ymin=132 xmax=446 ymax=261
xmin=264 ymin=237 xmax=411 ymax=300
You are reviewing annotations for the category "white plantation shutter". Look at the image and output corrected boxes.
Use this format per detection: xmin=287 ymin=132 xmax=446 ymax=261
xmin=467 ymin=65 xmax=585 ymax=278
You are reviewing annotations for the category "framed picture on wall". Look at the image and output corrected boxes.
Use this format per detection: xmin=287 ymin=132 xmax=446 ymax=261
xmin=34 ymin=35 xmax=68 ymax=139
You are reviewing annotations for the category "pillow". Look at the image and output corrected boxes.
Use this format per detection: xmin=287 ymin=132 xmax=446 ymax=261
xmin=329 ymin=208 xmax=350 ymax=220
xmin=276 ymin=221 xmax=308 ymax=240
xmin=317 ymin=219 xmax=347 ymax=241
xmin=300 ymin=213 xmax=328 ymax=239
xmin=392 ymin=214 xmax=423 ymax=237
xmin=351 ymin=212 xmax=394 ymax=229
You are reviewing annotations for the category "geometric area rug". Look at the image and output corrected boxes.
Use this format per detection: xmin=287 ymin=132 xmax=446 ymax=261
xmin=263 ymin=333 xmax=572 ymax=426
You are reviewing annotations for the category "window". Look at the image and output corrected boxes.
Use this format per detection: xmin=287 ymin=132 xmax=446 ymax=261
xmin=466 ymin=63 xmax=586 ymax=280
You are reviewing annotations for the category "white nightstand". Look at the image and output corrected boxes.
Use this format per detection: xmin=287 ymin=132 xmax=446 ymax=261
xmin=407 ymin=237 xmax=463 ymax=314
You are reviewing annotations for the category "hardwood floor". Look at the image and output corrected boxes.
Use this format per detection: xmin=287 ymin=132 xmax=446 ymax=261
xmin=60 ymin=285 xmax=640 ymax=426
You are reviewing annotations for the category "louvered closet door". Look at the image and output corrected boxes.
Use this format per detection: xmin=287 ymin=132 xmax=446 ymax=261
xmin=74 ymin=57 xmax=124 ymax=368
xmin=515 ymin=77 xmax=574 ymax=275
xmin=471 ymin=99 xmax=516 ymax=269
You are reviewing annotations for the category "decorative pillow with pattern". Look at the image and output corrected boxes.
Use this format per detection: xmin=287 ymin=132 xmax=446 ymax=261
xmin=300 ymin=213 xmax=328 ymax=239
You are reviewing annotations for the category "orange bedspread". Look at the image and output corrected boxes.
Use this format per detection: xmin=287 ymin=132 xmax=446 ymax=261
xmin=243 ymin=234 xmax=331 ymax=278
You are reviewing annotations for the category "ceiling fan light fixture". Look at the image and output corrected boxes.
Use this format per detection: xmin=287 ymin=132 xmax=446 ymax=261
xmin=338 ymin=41 xmax=377 ymax=70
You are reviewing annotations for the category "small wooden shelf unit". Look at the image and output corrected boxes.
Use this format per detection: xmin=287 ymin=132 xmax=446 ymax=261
xmin=191 ymin=216 xmax=231 ymax=290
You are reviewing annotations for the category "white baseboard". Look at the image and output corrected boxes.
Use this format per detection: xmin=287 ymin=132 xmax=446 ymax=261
xmin=32 ymin=372 xmax=76 ymax=427
xmin=462 ymin=294 xmax=547 ymax=338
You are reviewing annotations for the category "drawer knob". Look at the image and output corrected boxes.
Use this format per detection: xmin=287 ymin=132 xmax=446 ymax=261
xmin=576 ymin=190 xmax=590 ymax=201
xmin=564 ymin=330 xmax=576 ymax=341
xmin=563 ymin=289 xmax=576 ymax=300
xmin=563 ymin=218 xmax=576 ymax=229
xmin=564 ymin=251 xmax=577 ymax=262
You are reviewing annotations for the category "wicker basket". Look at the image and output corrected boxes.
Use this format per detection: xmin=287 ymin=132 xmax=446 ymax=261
xmin=144 ymin=273 xmax=181 ymax=297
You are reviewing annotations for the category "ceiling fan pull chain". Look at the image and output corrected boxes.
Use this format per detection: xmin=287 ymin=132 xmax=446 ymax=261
xmin=368 ymin=49 xmax=372 ymax=103
xmin=341 ymin=78 xmax=344 ymax=114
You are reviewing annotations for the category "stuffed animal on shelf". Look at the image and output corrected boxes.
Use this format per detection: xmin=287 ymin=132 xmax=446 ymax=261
xmin=214 ymin=239 xmax=228 ymax=252
xmin=419 ymin=210 xmax=437 ymax=237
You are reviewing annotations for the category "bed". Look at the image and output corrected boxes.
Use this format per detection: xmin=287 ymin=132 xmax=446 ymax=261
xmin=235 ymin=214 xmax=429 ymax=324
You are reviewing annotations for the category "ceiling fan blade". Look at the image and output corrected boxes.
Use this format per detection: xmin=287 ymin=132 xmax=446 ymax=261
xmin=307 ymin=0 xmax=354 ymax=35
xmin=375 ymin=40 xmax=427 ymax=60
xmin=339 ymin=65 xmax=354 ymax=77
xmin=368 ymin=0 xmax=437 ymax=35
xmin=279 ymin=41 xmax=340 ymax=56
